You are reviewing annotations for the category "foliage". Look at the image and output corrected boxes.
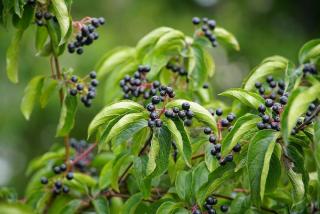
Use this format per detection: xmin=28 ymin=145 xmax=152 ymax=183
xmin=1 ymin=0 xmax=320 ymax=213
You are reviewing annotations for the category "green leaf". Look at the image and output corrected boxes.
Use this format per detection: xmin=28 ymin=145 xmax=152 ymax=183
xmin=56 ymin=94 xmax=78 ymax=137
xmin=229 ymin=195 xmax=251 ymax=214
xmin=60 ymin=199 xmax=82 ymax=214
xmin=6 ymin=29 xmax=24 ymax=83
xmin=146 ymin=126 xmax=171 ymax=178
xmin=188 ymin=43 xmax=215 ymax=88
xmin=121 ymin=193 xmax=143 ymax=214
xmin=143 ymin=29 xmax=185 ymax=79
xmin=166 ymin=99 xmax=217 ymax=132
xmin=13 ymin=0 xmax=24 ymax=17
xmin=73 ymin=172 xmax=97 ymax=187
xmin=99 ymin=161 xmax=113 ymax=189
xmin=191 ymin=162 xmax=209 ymax=198
xmin=51 ymin=0 xmax=70 ymax=44
xmin=111 ymin=152 xmax=133 ymax=192
xmin=281 ymin=84 xmax=320 ymax=144
xmin=247 ymin=129 xmax=279 ymax=206
xmin=214 ymin=27 xmax=240 ymax=51
xmin=88 ymin=101 xmax=145 ymax=138
xmin=197 ymin=163 xmax=237 ymax=205
xmin=287 ymin=169 xmax=306 ymax=212
xmin=20 ymin=75 xmax=45 ymax=120
xmin=92 ymin=197 xmax=110 ymax=214
xmin=0 ymin=203 xmax=33 ymax=214
xmin=175 ymin=171 xmax=192 ymax=201
xmin=219 ymin=88 xmax=266 ymax=110
xmin=103 ymin=112 xmax=148 ymax=151
xmin=221 ymin=114 xmax=260 ymax=156
xmin=15 ymin=4 xmax=34 ymax=30
xmin=156 ymin=201 xmax=185 ymax=214
xmin=314 ymin=119 xmax=320 ymax=206
xmin=165 ymin=119 xmax=192 ymax=167
xmin=299 ymin=39 xmax=320 ymax=63
xmin=242 ymin=56 xmax=289 ymax=91
xmin=35 ymin=26 xmax=49 ymax=52
xmin=136 ymin=27 xmax=173 ymax=59
xmin=132 ymin=156 xmax=152 ymax=197
xmin=40 ymin=79 xmax=58 ymax=108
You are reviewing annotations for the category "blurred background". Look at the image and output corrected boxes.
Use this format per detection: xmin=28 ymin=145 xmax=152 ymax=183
xmin=0 ymin=0 xmax=319 ymax=195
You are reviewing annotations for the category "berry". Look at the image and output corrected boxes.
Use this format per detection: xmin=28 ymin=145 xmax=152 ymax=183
xmin=203 ymin=83 xmax=209 ymax=89
xmin=91 ymin=18 xmax=100 ymax=27
xmin=216 ymin=108 xmax=223 ymax=116
xmin=255 ymin=82 xmax=262 ymax=88
xmin=98 ymin=17 xmax=105 ymax=25
xmin=182 ymin=102 xmax=190 ymax=110
xmin=164 ymin=110 xmax=173 ymax=118
xmin=265 ymin=99 xmax=274 ymax=107
xmin=44 ymin=12 xmax=52 ymax=20
xmin=215 ymin=153 xmax=221 ymax=160
xmin=151 ymin=96 xmax=161 ymax=104
xmin=225 ymin=154 xmax=233 ymax=162
xmin=259 ymin=87 xmax=265 ymax=95
xmin=277 ymin=89 xmax=284 ymax=95
xmin=69 ymin=89 xmax=77 ymax=96
xmin=70 ymin=76 xmax=78 ymax=83
xmin=210 ymin=148 xmax=217 ymax=155
xmin=209 ymin=135 xmax=216 ymax=143
xmin=153 ymin=81 xmax=160 ymax=88
xmin=192 ymin=17 xmax=201 ymax=25
xmin=62 ymin=186 xmax=69 ymax=193
xmin=76 ymin=83 xmax=84 ymax=91
xmin=220 ymin=205 xmax=228 ymax=212
xmin=146 ymin=103 xmax=155 ymax=112
xmin=155 ymin=119 xmax=163 ymax=127
xmin=257 ymin=122 xmax=265 ymax=130
xmin=269 ymin=93 xmax=276 ymax=100
xmin=204 ymin=203 xmax=212 ymax=210
xmin=278 ymin=80 xmax=285 ymax=89
xmin=76 ymin=48 xmax=84 ymax=55
xmin=233 ymin=143 xmax=241 ymax=152
xmin=226 ymin=113 xmax=236 ymax=122
xmin=204 ymin=127 xmax=212 ymax=135
xmin=269 ymin=81 xmax=277 ymax=88
xmin=309 ymin=103 xmax=316 ymax=111
xmin=66 ymin=172 xmax=74 ymax=180
xmin=186 ymin=110 xmax=194 ymax=118
xmin=208 ymin=208 xmax=216 ymax=214
xmin=148 ymin=120 xmax=155 ymax=128
xmin=91 ymin=79 xmax=99 ymax=87
xmin=178 ymin=111 xmax=186 ymax=119
xmin=262 ymin=115 xmax=270 ymax=123
xmin=173 ymin=107 xmax=180 ymax=113
xmin=208 ymin=20 xmax=216 ymax=29
xmin=150 ymin=112 xmax=159 ymax=120
xmin=221 ymin=119 xmax=230 ymax=127
xmin=60 ymin=164 xmax=67 ymax=171
xmin=36 ymin=20 xmax=44 ymax=26
xmin=266 ymin=75 xmax=273 ymax=83
xmin=192 ymin=210 xmax=201 ymax=214
xmin=40 ymin=177 xmax=48 ymax=185
xmin=258 ymin=105 xmax=266 ymax=113
xmin=55 ymin=181 xmax=62 ymax=189
xmin=89 ymin=71 xmax=97 ymax=79
xmin=206 ymin=196 xmax=216 ymax=205
xmin=280 ymin=96 xmax=288 ymax=105
xmin=53 ymin=166 xmax=61 ymax=174
xmin=184 ymin=119 xmax=192 ymax=126
xmin=215 ymin=144 xmax=221 ymax=152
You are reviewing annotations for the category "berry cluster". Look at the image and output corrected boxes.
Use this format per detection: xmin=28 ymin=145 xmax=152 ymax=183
xmin=40 ymin=163 xmax=73 ymax=195
xmin=255 ymin=76 xmax=288 ymax=131
xmin=205 ymin=109 xmax=239 ymax=166
xmin=192 ymin=17 xmax=218 ymax=47
xmin=291 ymin=102 xmax=319 ymax=135
xmin=34 ymin=10 xmax=55 ymax=27
xmin=172 ymin=142 xmax=178 ymax=162
xmin=166 ymin=63 xmax=188 ymax=77
xmin=120 ymin=65 xmax=164 ymax=100
xmin=68 ymin=17 xmax=105 ymax=55
xmin=68 ymin=71 xmax=98 ymax=107
xmin=163 ymin=102 xmax=194 ymax=127
xmin=303 ymin=63 xmax=318 ymax=76
xmin=192 ymin=196 xmax=228 ymax=214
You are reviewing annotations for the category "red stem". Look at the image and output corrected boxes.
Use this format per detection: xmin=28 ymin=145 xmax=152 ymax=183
xmin=71 ymin=142 xmax=98 ymax=166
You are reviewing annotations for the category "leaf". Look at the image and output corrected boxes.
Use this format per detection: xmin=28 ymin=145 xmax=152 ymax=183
xmin=242 ymin=56 xmax=289 ymax=91
xmin=60 ymin=199 xmax=82 ymax=214
xmin=136 ymin=27 xmax=173 ymax=59
xmin=166 ymin=99 xmax=217 ymax=132
xmin=165 ymin=119 xmax=192 ymax=167
xmin=229 ymin=195 xmax=251 ymax=214
xmin=20 ymin=75 xmax=45 ymax=120
xmin=196 ymin=163 xmax=237 ymax=205
xmin=132 ymin=156 xmax=152 ymax=197
xmin=96 ymin=47 xmax=136 ymax=79
xmin=287 ymin=169 xmax=306 ymax=212
xmin=314 ymin=119 xmax=320 ymax=206
xmin=56 ymin=94 xmax=78 ymax=137
xmin=188 ymin=43 xmax=215 ymax=88
xmin=6 ymin=29 xmax=24 ymax=83
xmin=103 ymin=112 xmax=148 ymax=151
xmin=299 ymin=39 xmax=320 ymax=63
xmin=111 ymin=152 xmax=133 ymax=192
xmin=247 ymin=129 xmax=279 ymax=206
xmin=0 ymin=203 xmax=33 ymax=214
xmin=99 ymin=161 xmax=113 ymax=189
xmin=35 ymin=26 xmax=49 ymax=52
xmin=73 ymin=172 xmax=97 ymax=187
xmin=40 ymin=79 xmax=58 ymax=108
xmin=121 ymin=193 xmax=143 ymax=214
xmin=92 ymin=197 xmax=110 ymax=214
xmin=143 ymin=29 xmax=185 ymax=79
xmin=13 ymin=0 xmax=24 ymax=17
xmin=204 ymin=142 xmax=219 ymax=172
xmin=191 ymin=162 xmax=209 ymax=198
xmin=281 ymin=84 xmax=320 ymax=144
xmin=156 ymin=201 xmax=185 ymax=214
xmin=88 ymin=101 xmax=145 ymax=138
xmin=51 ymin=0 xmax=70 ymax=44
xmin=146 ymin=126 xmax=172 ymax=178
xmin=175 ymin=171 xmax=192 ymax=201
xmin=221 ymin=114 xmax=260 ymax=156
xmin=214 ymin=27 xmax=240 ymax=51
xmin=219 ymin=88 xmax=266 ymax=110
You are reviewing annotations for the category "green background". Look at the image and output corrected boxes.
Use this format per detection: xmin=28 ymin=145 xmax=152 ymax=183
xmin=0 ymin=0 xmax=319 ymax=194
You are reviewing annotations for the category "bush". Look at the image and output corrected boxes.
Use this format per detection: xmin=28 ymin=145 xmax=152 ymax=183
xmin=1 ymin=0 xmax=320 ymax=213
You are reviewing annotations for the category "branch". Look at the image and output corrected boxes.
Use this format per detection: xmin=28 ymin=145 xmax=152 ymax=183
xmin=296 ymin=105 xmax=320 ymax=131
xmin=191 ymin=152 xmax=204 ymax=160
xmin=71 ymin=142 xmax=98 ymax=166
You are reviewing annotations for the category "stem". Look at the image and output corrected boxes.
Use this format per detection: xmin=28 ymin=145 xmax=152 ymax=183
xmin=118 ymin=130 xmax=153 ymax=184
xmin=71 ymin=142 xmax=98 ymax=166
xmin=296 ymin=105 xmax=320 ymax=131
xmin=191 ymin=152 xmax=205 ymax=160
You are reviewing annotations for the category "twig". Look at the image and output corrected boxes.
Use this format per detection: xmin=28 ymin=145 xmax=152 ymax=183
xmin=191 ymin=152 xmax=205 ymax=160
xmin=296 ymin=105 xmax=320 ymax=131
xmin=71 ymin=142 xmax=98 ymax=166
